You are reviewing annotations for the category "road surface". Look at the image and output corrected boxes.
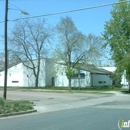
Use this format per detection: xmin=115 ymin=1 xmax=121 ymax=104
xmin=0 ymin=90 xmax=130 ymax=130
xmin=0 ymin=106 xmax=130 ymax=130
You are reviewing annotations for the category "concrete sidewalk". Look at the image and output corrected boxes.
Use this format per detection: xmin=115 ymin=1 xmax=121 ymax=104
xmin=103 ymin=91 xmax=124 ymax=95
xmin=34 ymin=93 xmax=130 ymax=113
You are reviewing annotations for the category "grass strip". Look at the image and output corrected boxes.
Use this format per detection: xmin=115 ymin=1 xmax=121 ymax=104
xmin=0 ymin=98 xmax=34 ymax=115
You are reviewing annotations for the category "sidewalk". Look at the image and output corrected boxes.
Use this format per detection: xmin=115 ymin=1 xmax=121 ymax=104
xmin=103 ymin=91 xmax=125 ymax=95
xmin=34 ymin=93 xmax=130 ymax=113
xmin=26 ymin=88 xmax=125 ymax=95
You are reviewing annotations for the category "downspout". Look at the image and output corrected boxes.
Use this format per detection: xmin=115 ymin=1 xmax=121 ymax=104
xmin=45 ymin=59 xmax=47 ymax=87
xmin=91 ymin=73 xmax=93 ymax=87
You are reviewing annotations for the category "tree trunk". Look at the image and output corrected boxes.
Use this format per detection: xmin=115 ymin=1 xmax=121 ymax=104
xmin=35 ymin=57 xmax=40 ymax=88
xmin=35 ymin=76 xmax=39 ymax=88
xmin=68 ymin=78 xmax=71 ymax=92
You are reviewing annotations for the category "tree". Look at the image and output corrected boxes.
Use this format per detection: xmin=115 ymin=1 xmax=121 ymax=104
xmin=54 ymin=16 xmax=103 ymax=91
xmin=65 ymin=67 xmax=76 ymax=89
xmin=83 ymin=33 xmax=105 ymax=64
xmin=109 ymin=70 xmax=122 ymax=86
xmin=102 ymin=0 xmax=130 ymax=91
xmin=9 ymin=19 xmax=53 ymax=87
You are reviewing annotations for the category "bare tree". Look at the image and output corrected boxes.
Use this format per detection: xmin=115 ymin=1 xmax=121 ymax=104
xmin=54 ymin=16 xmax=103 ymax=91
xmin=9 ymin=18 xmax=53 ymax=87
xmin=83 ymin=33 xmax=105 ymax=64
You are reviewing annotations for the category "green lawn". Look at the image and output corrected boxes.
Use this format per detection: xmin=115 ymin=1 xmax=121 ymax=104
xmin=0 ymin=98 xmax=34 ymax=115
xmin=0 ymin=85 xmax=129 ymax=94
xmin=41 ymin=85 xmax=127 ymax=91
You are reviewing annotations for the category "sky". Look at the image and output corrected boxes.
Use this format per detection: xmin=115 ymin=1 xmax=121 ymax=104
xmin=0 ymin=0 xmax=119 ymax=65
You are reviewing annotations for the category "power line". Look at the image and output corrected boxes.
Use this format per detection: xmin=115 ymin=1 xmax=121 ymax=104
xmin=9 ymin=2 xmax=21 ymax=10
xmin=0 ymin=0 xmax=130 ymax=23
xmin=0 ymin=2 xmax=31 ymax=24
xmin=10 ymin=0 xmax=130 ymax=20
xmin=8 ymin=2 xmax=29 ymax=15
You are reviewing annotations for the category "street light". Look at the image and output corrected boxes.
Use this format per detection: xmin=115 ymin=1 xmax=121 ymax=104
xmin=8 ymin=7 xmax=29 ymax=15
xmin=3 ymin=0 xmax=28 ymax=99
xmin=20 ymin=10 xmax=28 ymax=15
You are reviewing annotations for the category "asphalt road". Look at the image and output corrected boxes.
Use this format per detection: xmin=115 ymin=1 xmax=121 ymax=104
xmin=0 ymin=90 xmax=130 ymax=130
xmin=0 ymin=107 xmax=130 ymax=130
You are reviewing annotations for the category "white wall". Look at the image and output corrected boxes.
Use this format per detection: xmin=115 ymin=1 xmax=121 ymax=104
xmin=54 ymin=64 xmax=91 ymax=87
xmin=121 ymin=70 xmax=128 ymax=87
xmin=91 ymin=73 xmax=112 ymax=87
xmin=0 ymin=71 xmax=5 ymax=86
xmin=0 ymin=59 xmax=47 ymax=87
xmin=23 ymin=59 xmax=46 ymax=87
xmin=0 ymin=63 xmax=24 ymax=87
xmin=71 ymin=70 xmax=91 ymax=88
xmin=45 ymin=59 xmax=55 ymax=86
xmin=54 ymin=64 xmax=68 ymax=87
xmin=99 ymin=67 xmax=128 ymax=87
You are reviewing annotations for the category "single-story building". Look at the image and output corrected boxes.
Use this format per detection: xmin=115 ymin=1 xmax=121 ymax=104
xmin=54 ymin=63 xmax=113 ymax=87
xmin=98 ymin=67 xmax=128 ymax=88
xmin=0 ymin=59 xmax=113 ymax=87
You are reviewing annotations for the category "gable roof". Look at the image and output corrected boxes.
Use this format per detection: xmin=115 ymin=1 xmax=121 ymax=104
xmin=55 ymin=61 xmax=112 ymax=75
xmin=75 ymin=64 xmax=111 ymax=75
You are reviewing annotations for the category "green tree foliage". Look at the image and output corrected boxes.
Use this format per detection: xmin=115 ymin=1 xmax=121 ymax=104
xmin=102 ymin=0 xmax=130 ymax=90
xmin=110 ymin=70 xmax=122 ymax=86
xmin=65 ymin=67 xmax=76 ymax=91
xmin=65 ymin=67 xmax=76 ymax=79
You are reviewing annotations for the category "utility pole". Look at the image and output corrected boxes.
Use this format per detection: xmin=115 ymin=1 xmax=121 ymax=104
xmin=3 ymin=0 xmax=8 ymax=99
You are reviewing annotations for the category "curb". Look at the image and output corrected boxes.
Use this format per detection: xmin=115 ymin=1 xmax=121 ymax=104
xmin=24 ymin=89 xmax=114 ymax=94
xmin=0 ymin=109 xmax=37 ymax=118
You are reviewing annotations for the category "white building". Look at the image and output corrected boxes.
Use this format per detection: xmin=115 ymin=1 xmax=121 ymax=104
xmin=98 ymin=67 xmax=128 ymax=87
xmin=0 ymin=59 xmax=113 ymax=87
xmin=0 ymin=59 xmax=53 ymax=87
xmin=49 ymin=62 xmax=113 ymax=87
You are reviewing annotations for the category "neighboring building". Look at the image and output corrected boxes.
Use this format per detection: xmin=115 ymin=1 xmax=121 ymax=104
xmin=51 ymin=63 xmax=112 ymax=87
xmin=98 ymin=67 xmax=128 ymax=88
xmin=0 ymin=59 xmax=113 ymax=87
xmin=54 ymin=64 xmax=91 ymax=87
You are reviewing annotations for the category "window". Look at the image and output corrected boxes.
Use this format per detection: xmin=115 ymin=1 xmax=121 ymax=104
xmin=72 ymin=73 xmax=85 ymax=78
xmin=99 ymin=81 xmax=102 ymax=83
xmin=12 ymin=81 xmax=19 ymax=83
xmin=99 ymin=81 xmax=106 ymax=83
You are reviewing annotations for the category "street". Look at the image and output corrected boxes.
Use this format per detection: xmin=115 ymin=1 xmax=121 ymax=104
xmin=0 ymin=90 xmax=130 ymax=130
xmin=0 ymin=107 xmax=130 ymax=130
